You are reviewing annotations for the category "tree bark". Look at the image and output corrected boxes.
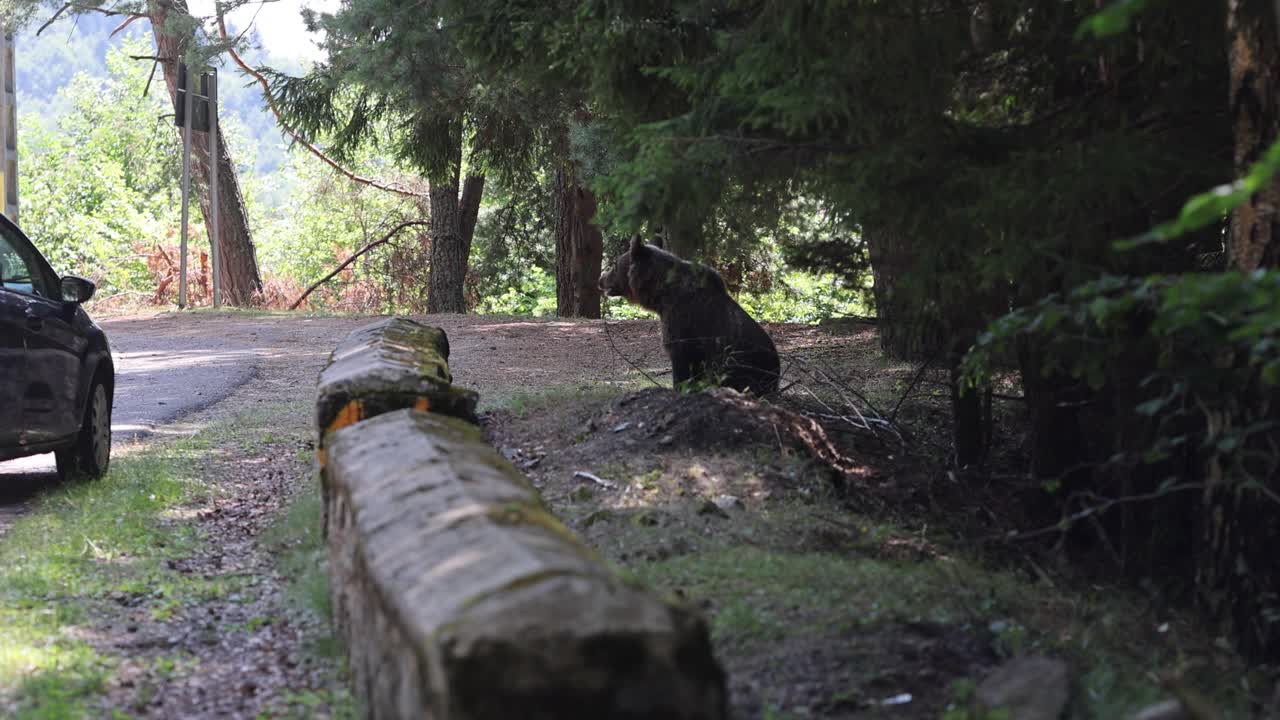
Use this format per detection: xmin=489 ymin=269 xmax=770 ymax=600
xmin=427 ymin=177 xmax=465 ymax=314
xmin=422 ymin=122 xmax=484 ymax=314
xmin=554 ymin=167 xmax=603 ymax=318
xmin=1193 ymin=0 xmax=1280 ymax=662
xmin=459 ymin=174 xmax=485 ymax=259
xmin=863 ymin=223 xmax=946 ymax=361
xmin=1227 ymin=0 xmax=1280 ymax=270
xmin=149 ymin=0 xmax=263 ymax=305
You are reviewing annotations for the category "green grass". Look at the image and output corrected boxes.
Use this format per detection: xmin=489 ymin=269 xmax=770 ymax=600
xmin=0 ymin=446 xmax=218 ymax=717
xmin=261 ymin=472 xmax=334 ymax=634
xmin=637 ymin=546 xmax=1025 ymax=643
xmin=633 ymin=543 xmax=1252 ymax=717
xmin=258 ymin=476 xmax=358 ymax=716
xmin=0 ymin=398 xmax=352 ymax=718
xmin=479 ymin=381 xmax=650 ymax=415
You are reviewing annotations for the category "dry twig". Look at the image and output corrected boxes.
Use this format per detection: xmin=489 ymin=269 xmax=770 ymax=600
xmin=289 ymin=220 xmax=426 ymax=310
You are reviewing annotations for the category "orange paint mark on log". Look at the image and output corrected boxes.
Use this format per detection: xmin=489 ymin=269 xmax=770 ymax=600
xmin=326 ymin=400 xmax=365 ymax=436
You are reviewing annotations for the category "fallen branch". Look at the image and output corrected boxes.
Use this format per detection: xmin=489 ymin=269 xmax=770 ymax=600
xmin=289 ymin=220 xmax=426 ymax=310
xmin=573 ymin=471 xmax=618 ymax=490
xmin=889 ymin=349 xmax=942 ymax=423
xmin=601 ymin=320 xmax=664 ymax=388
xmin=216 ymin=13 xmax=427 ymax=198
xmin=1000 ymin=482 xmax=1203 ymax=543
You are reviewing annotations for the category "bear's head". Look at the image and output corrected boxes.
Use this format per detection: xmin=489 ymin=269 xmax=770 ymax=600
xmin=599 ymin=234 xmax=668 ymax=310
xmin=600 ymin=234 xmax=728 ymax=312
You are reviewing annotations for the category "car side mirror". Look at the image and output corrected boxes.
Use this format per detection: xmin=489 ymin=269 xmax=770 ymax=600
xmin=60 ymin=275 xmax=96 ymax=304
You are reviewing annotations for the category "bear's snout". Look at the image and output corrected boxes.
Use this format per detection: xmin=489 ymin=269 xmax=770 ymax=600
xmin=599 ymin=272 xmax=621 ymax=296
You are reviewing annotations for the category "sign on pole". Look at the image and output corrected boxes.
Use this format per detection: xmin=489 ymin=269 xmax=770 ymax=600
xmin=177 ymin=63 xmax=194 ymax=310
xmin=174 ymin=63 xmax=220 ymax=308
xmin=209 ymin=70 xmax=220 ymax=308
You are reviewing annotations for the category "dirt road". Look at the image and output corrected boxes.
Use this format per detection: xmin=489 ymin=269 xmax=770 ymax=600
xmin=0 ymin=311 xmax=677 ymax=530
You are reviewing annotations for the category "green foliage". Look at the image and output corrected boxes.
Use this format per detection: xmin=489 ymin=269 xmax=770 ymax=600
xmin=446 ymin=0 xmax=1225 ymax=312
xmin=1121 ymin=138 xmax=1280 ymax=251
xmin=18 ymin=39 xmax=185 ymax=296
xmin=1077 ymin=0 xmax=1159 ymax=39
xmin=252 ymin=142 xmax=422 ymax=311
xmin=269 ymin=0 xmax=551 ymax=186
xmin=738 ymin=271 xmax=870 ymax=324
xmin=467 ymin=180 xmax=555 ymax=311
xmin=474 ymin=265 xmax=557 ymax=316
xmin=965 ymin=270 xmax=1280 ymax=474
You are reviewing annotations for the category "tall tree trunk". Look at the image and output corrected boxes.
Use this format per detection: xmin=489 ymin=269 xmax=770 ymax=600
xmin=459 ymin=174 xmax=484 ymax=258
xmin=863 ymin=223 xmax=945 ymax=361
xmin=149 ymin=0 xmax=262 ymax=305
xmin=1195 ymin=0 xmax=1280 ymax=662
xmin=554 ymin=167 xmax=603 ymax=318
xmin=865 ymin=221 xmax=996 ymax=467
xmin=427 ymin=176 xmax=465 ymax=314
xmin=1226 ymin=0 xmax=1280 ymax=269
xmin=425 ymin=132 xmax=484 ymax=314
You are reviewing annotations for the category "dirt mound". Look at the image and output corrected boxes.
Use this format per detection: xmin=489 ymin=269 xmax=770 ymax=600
xmin=596 ymin=388 xmax=873 ymax=483
xmin=603 ymin=388 xmax=787 ymax=449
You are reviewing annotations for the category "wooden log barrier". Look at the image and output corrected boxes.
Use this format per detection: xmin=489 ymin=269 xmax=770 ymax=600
xmin=316 ymin=320 xmax=727 ymax=720
xmin=315 ymin=316 xmax=480 ymax=466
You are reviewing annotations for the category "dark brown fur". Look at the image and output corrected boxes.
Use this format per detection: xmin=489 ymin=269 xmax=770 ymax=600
xmin=599 ymin=236 xmax=780 ymax=395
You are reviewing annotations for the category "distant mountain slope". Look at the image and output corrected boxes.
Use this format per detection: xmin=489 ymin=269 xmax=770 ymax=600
xmin=16 ymin=12 xmax=314 ymax=178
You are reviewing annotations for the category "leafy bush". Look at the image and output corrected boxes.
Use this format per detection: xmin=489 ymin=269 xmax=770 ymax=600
xmin=965 ymin=271 xmax=1279 ymax=470
xmin=739 ymin=271 xmax=872 ymax=324
xmin=18 ymin=40 xmax=185 ymax=299
xmin=474 ymin=265 xmax=558 ymax=316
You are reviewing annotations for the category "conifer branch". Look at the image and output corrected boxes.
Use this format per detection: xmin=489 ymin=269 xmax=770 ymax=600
xmin=216 ymin=12 xmax=428 ymax=199
xmin=38 ymin=3 xmax=149 ymax=36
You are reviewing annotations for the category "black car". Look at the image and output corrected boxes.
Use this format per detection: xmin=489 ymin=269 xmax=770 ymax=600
xmin=0 ymin=214 xmax=113 ymax=479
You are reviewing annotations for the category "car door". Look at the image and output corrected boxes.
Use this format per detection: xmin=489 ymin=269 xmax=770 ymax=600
xmin=0 ymin=226 xmax=82 ymax=445
xmin=0 ymin=243 xmax=26 ymax=447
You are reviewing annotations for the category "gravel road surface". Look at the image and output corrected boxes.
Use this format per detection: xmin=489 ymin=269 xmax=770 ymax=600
xmin=0 ymin=313 xmax=370 ymax=525
xmin=0 ymin=309 xmax=673 ymax=533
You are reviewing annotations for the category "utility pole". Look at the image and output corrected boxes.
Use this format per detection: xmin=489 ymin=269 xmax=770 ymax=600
xmin=209 ymin=70 xmax=220 ymax=308
xmin=178 ymin=64 xmax=194 ymax=310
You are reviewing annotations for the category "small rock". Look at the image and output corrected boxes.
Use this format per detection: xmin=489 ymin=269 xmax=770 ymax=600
xmin=713 ymin=494 xmax=743 ymax=512
xmin=658 ymin=435 xmax=674 ymax=445
xmin=633 ymin=509 xmax=663 ymax=527
xmin=611 ymin=421 xmax=632 ymax=433
xmin=1131 ymin=700 xmax=1188 ymax=720
xmin=697 ymin=499 xmax=730 ymax=519
xmin=974 ymin=655 xmax=1070 ymax=720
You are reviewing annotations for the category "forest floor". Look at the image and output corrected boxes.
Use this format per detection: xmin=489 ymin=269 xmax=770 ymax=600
xmin=0 ymin=310 xmax=1270 ymax=719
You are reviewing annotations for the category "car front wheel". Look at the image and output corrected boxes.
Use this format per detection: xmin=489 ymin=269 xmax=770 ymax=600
xmin=56 ymin=379 xmax=111 ymax=480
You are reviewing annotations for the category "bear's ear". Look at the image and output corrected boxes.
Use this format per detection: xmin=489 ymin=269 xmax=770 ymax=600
xmin=652 ymin=230 xmax=666 ymax=250
xmin=629 ymin=233 xmax=646 ymax=256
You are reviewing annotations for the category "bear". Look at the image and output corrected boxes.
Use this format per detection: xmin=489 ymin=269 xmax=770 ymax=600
xmin=599 ymin=235 xmax=781 ymax=395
